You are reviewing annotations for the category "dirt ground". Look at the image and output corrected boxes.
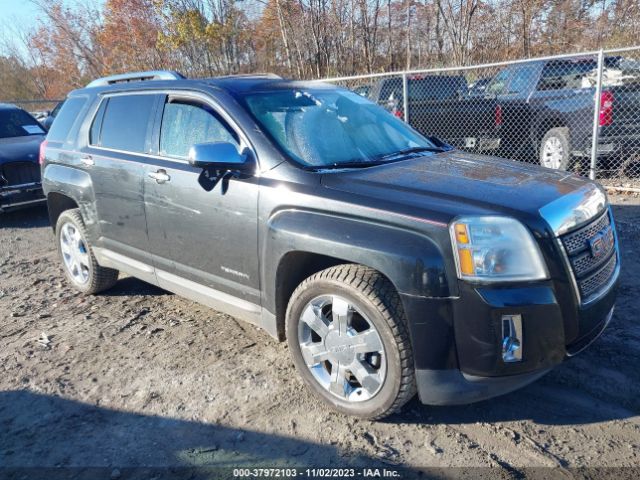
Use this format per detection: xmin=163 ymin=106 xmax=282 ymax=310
xmin=0 ymin=194 xmax=639 ymax=478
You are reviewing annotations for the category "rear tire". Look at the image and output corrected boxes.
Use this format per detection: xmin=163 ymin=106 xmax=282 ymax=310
xmin=56 ymin=208 xmax=119 ymax=294
xmin=539 ymin=127 xmax=571 ymax=170
xmin=286 ymin=264 xmax=416 ymax=419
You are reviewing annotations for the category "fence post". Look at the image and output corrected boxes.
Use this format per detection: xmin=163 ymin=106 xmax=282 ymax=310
xmin=402 ymin=73 xmax=409 ymax=123
xmin=589 ymin=49 xmax=604 ymax=180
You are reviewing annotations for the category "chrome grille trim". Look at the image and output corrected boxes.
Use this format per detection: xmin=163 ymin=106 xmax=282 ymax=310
xmin=561 ymin=210 xmax=612 ymax=256
xmin=558 ymin=207 xmax=620 ymax=306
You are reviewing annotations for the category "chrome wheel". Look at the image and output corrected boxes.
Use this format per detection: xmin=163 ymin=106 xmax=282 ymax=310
xmin=297 ymin=295 xmax=386 ymax=402
xmin=541 ymin=136 xmax=565 ymax=169
xmin=59 ymin=222 xmax=91 ymax=285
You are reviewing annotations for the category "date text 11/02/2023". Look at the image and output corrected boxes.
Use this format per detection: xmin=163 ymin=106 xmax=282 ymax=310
xmin=232 ymin=468 xmax=402 ymax=477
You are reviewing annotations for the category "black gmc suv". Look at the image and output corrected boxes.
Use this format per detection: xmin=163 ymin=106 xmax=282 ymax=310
xmin=41 ymin=71 xmax=619 ymax=419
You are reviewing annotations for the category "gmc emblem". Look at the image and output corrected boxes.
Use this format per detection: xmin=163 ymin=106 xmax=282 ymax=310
xmin=588 ymin=225 xmax=614 ymax=259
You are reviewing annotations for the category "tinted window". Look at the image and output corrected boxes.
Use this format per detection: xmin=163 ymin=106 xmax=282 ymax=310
xmin=47 ymin=96 xmax=87 ymax=142
xmin=0 ymin=107 xmax=45 ymax=139
xmin=99 ymin=95 xmax=156 ymax=153
xmin=159 ymin=101 xmax=238 ymax=159
xmin=409 ymin=76 xmax=467 ymax=100
xmin=89 ymin=99 xmax=108 ymax=146
xmin=485 ymin=68 xmax=513 ymax=96
xmin=507 ymin=66 xmax=537 ymax=95
xmin=538 ymin=60 xmax=597 ymax=90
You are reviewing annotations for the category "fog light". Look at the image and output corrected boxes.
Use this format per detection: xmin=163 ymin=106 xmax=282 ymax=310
xmin=502 ymin=314 xmax=523 ymax=362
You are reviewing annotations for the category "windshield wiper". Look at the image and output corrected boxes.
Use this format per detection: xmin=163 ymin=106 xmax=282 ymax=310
xmin=309 ymin=160 xmax=390 ymax=171
xmin=307 ymin=145 xmax=451 ymax=171
xmin=378 ymin=146 xmax=447 ymax=161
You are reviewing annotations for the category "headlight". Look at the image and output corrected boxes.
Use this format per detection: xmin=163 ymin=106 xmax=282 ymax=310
xmin=450 ymin=216 xmax=548 ymax=282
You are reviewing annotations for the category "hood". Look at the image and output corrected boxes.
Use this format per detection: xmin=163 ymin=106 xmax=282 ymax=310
xmin=0 ymin=135 xmax=44 ymax=165
xmin=321 ymin=151 xmax=596 ymax=228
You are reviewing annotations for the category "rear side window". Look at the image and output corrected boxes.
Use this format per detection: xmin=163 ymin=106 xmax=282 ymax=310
xmin=47 ymin=96 xmax=87 ymax=142
xmin=159 ymin=100 xmax=238 ymax=159
xmin=95 ymin=95 xmax=156 ymax=153
xmin=538 ymin=60 xmax=597 ymax=91
xmin=409 ymin=77 xmax=467 ymax=101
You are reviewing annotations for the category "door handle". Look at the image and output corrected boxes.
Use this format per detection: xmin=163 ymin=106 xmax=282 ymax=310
xmin=148 ymin=169 xmax=171 ymax=184
xmin=80 ymin=156 xmax=94 ymax=166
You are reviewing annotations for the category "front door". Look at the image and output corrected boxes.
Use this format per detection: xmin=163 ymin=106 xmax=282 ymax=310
xmin=143 ymin=94 xmax=261 ymax=322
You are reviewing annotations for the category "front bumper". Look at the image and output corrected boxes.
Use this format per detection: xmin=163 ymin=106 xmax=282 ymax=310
xmin=401 ymin=270 xmax=618 ymax=406
xmin=0 ymin=182 xmax=45 ymax=212
xmin=415 ymin=367 xmax=551 ymax=405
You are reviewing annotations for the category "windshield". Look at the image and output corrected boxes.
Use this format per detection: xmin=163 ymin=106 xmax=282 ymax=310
xmin=0 ymin=108 xmax=45 ymax=139
xmin=243 ymin=89 xmax=439 ymax=168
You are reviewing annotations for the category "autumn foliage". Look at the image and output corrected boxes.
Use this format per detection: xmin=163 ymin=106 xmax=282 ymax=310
xmin=1 ymin=0 xmax=639 ymax=102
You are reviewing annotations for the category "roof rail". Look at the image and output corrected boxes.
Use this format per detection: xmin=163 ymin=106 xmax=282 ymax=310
xmin=86 ymin=70 xmax=185 ymax=88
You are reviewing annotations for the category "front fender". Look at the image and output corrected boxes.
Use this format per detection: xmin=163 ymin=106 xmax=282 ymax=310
xmin=262 ymin=209 xmax=453 ymax=309
xmin=262 ymin=208 xmax=458 ymax=368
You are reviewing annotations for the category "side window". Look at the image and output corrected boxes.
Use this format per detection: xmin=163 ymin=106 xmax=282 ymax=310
xmin=538 ymin=61 xmax=597 ymax=91
xmin=89 ymin=98 xmax=108 ymax=146
xmin=485 ymin=69 xmax=512 ymax=96
xmin=47 ymin=96 xmax=88 ymax=143
xmin=507 ymin=66 xmax=536 ymax=95
xmin=159 ymin=100 xmax=238 ymax=159
xmin=99 ymin=94 xmax=156 ymax=153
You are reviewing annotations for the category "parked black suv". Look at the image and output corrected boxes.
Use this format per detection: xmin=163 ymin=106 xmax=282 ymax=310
xmin=42 ymin=71 xmax=619 ymax=419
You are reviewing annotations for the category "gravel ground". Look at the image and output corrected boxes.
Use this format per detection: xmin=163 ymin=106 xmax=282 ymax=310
xmin=0 ymin=194 xmax=639 ymax=478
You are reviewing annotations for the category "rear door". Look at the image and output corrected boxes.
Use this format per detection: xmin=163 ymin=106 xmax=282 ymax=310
xmin=142 ymin=92 xmax=261 ymax=319
xmin=83 ymin=92 xmax=159 ymax=278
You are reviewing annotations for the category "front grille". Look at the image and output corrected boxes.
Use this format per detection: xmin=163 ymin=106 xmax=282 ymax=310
xmin=560 ymin=210 xmax=618 ymax=303
xmin=562 ymin=212 xmax=611 ymax=255
xmin=1 ymin=162 xmax=41 ymax=187
xmin=578 ymin=254 xmax=617 ymax=298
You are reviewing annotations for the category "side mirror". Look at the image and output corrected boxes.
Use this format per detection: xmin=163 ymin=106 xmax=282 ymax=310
xmin=188 ymin=142 xmax=249 ymax=171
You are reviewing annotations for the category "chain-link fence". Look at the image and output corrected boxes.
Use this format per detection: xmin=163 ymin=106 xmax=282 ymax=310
xmin=318 ymin=46 xmax=640 ymax=191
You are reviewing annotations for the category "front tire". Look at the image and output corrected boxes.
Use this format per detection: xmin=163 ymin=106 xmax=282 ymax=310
xmin=56 ymin=208 xmax=119 ymax=294
xmin=539 ymin=127 xmax=571 ymax=170
xmin=286 ymin=264 xmax=416 ymax=419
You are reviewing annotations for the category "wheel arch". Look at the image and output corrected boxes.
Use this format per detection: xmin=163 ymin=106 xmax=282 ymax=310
xmin=534 ymin=116 xmax=568 ymax=148
xmin=263 ymin=210 xmax=453 ymax=340
xmin=43 ymin=164 xmax=98 ymax=238
xmin=47 ymin=192 xmax=79 ymax=230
